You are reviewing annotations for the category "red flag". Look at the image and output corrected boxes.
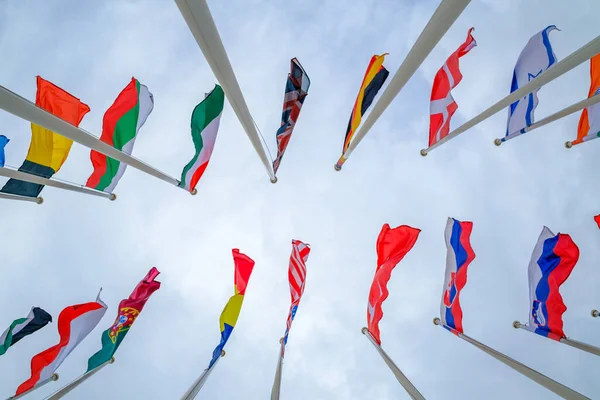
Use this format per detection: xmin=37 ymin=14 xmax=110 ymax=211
xmin=595 ymin=215 xmax=600 ymax=229
xmin=367 ymin=224 xmax=420 ymax=344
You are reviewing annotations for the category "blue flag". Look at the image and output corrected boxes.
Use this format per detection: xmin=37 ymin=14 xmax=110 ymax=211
xmin=0 ymin=135 xmax=9 ymax=167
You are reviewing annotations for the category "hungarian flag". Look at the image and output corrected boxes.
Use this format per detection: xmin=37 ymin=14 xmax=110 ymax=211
xmin=87 ymin=267 xmax=161 ymax=372
xmin=0 ymin=307 xmax=52 ymax=356
xmin=179 ymin=85 xmax=224 ymax=193
xmin=367 ymin=224 xmax=420 ymax=344
xmin=571 ymin=54 xmax=600 ymax=146
xmin=0 ymin=135 xmax=8 ymax=167
xmin=15 ymin=294 xmax=107 ymax=396
xmin=1 ymin=76 xmax=90 ymax=197
xmin=86 ymin=77 xmax=154 ymax=193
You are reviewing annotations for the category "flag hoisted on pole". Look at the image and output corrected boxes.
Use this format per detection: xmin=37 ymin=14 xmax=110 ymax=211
xmin=566 ymin=54 xmax=600 ymax=148
xmin=174 ymin=0 xmax=277 ymax=183
xmin=180 ymin=350 xmax=225 ymax=400
xmin=43 ymin=357 xmax=114 ymax=400
xmin=0 ymin=192 xmax=43 ymax=204
xmin=7 ymin=374 xmax=59 ymax=400
xmin=335 ymin=0 xmax=472 ymax=169
xmin=513 ymin=322 xmax=600 ymax=356
xmin=0 ymin=307 xmax=52 ymax=357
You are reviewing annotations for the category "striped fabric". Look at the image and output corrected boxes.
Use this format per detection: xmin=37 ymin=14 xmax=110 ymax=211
xmin=282 ymin=240 xmax=311 ymax=353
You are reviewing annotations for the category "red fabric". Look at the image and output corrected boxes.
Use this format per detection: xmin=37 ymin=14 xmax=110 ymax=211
xmin=594 ymin=215 xmax=600 ymax=229
xmin=232 ymin=249 xmax=255 ymax=295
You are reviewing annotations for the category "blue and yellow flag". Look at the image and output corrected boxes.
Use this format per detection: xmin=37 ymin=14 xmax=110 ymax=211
xmin=208 ymin=249 xmax=255 ymax=368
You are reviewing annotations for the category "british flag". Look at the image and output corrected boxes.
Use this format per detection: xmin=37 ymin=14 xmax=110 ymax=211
xmin=273 ymin=58 xmax=310 ymax=175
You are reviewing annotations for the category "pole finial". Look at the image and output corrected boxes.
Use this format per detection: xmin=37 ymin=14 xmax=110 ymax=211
xmin=36 ymin=197 xmax=44 ymax=204
xmin=592 ymin=309 xmax=599 ymax=318
xmin=221 ymin=350 xmax=226 ymax=357
xmin=109 ymin=193 xmax=117 ymax=201
xmin=361 ymin=327 xmax=369 ymax=335
xmin=433 ymin=317 xmax=441 ymax=325
xmin=270 ymin=177 xmax=278 ymax=184
xmin=51 ymin=373 xmax=59 ymax=381
xmin=494 ymin=138 xmax=502 ymax=146
xmin=110 ymin=357 xmax=116 ymax=364
xmin=420 ymin=149 xmax=428 ymax=157
xmin=191 ymin=188 xmax=198 ymax=195
xmin=334 ymin=164 xmax=342 ymax=171
xmin=279 ymin=337 xmax=284 ymax=344
xmin=565 ymin=141 xmax=573 ymax=149
xmin=512 ymin=321 xmax=521 ymax=329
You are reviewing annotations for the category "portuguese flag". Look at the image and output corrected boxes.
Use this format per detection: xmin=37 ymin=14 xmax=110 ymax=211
xmin=86 ymin=77 xmax=154 ymax=193
xmin=87 ymin=267 xmax=161 ymax=372
xmin=179 ymin=84 xmax=224 ymax=192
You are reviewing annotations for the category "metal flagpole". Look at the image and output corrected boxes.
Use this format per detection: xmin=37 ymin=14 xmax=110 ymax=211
xmin=174 ymin=0 xmax=277 ymax=183
xmin=0 ymin=192 xmax=43 ymax=204
xmin=361 ymin=327 xmax=425 ymax=400
xmin=180 ymin=350 xmax=225 ymax=400
xmin=0 ymin=85 xmax=196 ymax=195
xmin=0 ymin=167 xmax=116 ymax=201
xmin=6 ymin=374 xmax=59 ymax=400
xmin=421 ymin=34 xmax=600 ymax=156
xmin=334 ymin=0 xmax=472 ymax=170
xmin=433 ymin=318 xmax=589 ymax=400
xmin=43 ymin=357 xmax=114 ymax=400
xmin=592 ymin=310 xmax=599 ymax=318
xmin=270 ymin=338 xmax=284 ymax=400
xmin=494 ymin=94 xmax=600 ymax=146
xmin=513 ymin=321 xmax=600 ymax=357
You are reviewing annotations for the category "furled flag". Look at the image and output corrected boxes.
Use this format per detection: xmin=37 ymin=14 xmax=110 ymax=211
xmin=502 ymin=25 xmax=559 ymax=143
xmin=15 ymin=293 xmax=107 ymax=395
xmin=367 ymin=224 xmax=420 ymax=344
xmin=87 ymin=267 xmax=161 ymax=372
xmin=179 ymin=85 xmax=224 ymax=193
xmin=86 ymin=77 xmax=153 ymax=193
xmin=571 ymin=54 xmax=600 ymax=146
xmin=0 ymin=135 xmax=9 ymax=167
xmin=440 ymin=218 xmax=475 ymax=334
xmin=429 ymin=28 xmax=477 ymax=147
xmin=594 ymin=214 xmax=600 ymax=229
xmin=1 ymin=76 xmax=90 ymax=197
xmin=335 ymin=54 xmax=389 ymax=169
xmin=527 ymin=226 xmax=579 ymax=341
xmin=208 ymin=249 xmax=255 ymax=368
xmin=272 ymin=58 xmax=310 ymax=175
xmin=0 ymin=307 xmax=52 ymax=356
xmin=281 ymin=240 xmax=311 ymax=354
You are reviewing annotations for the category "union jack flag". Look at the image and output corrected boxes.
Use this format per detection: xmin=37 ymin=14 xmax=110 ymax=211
xmin=282 ymin=239 xmax=311 ymax=354
xmin=273 ymin=58 xmax=310 ymax=175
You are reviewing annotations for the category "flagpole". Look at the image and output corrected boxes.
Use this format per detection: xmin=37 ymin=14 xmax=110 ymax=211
xmin=0 ymin=167 xmax=116 ymax=200
xmin=513 ymin=321 xmax=600 ymax=357
xmin=361 ymin=327 xmax=425 ymax=400
xmin=494 ymin=94 xmax=600 ymax=145
xmin=334 ymin=0 xmax=472 ymax=170
xmin=6 ymin=374 xmax=59 ymax=400
xmin=433 ymin=318 xmax=589 ymax=400
xmin=0 ymin=192 xmax=43 ymax=204
xmin=0 ymin=85 xmax=197 ymax=195
xmin=592 ymin=310 xmax=599 ymax=318
xmin=180 ymin=350 xmax=225 ymax=400
xmin=270 ymin=338 xmax=284 ymax=400
xmin=174 ymin=0 xmax=277 ymax=183
xmin=41 ymin=357 xmax=114 ymax=400
xmin=422 ymin=34 xmax=600 ymax=156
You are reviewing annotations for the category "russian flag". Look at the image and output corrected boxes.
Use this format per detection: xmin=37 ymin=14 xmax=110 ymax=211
xmin=440 ymin=218 xmax=476 ymax=333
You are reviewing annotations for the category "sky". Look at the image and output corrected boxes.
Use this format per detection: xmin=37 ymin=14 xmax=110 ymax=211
xmin=0 ymin=0 xmax=598 ymax=399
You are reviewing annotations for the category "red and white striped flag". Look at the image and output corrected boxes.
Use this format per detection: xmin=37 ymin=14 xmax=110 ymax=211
xmin=282 ymin=240 xmax=311 ymax=353
xmin=428 ymin=28 xmax=477 ymax=147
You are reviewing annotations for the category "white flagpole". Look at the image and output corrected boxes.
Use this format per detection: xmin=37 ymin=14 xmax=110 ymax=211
xmin=422 ymin=34 xmax=600 ymax=156
xmin=494 ymin=94 xmax=600 ymax=145
xmin=43 ymin=357 xmax=114 ymax=400
xmin=513 ymin=321 xmax=600 ymax=357
xmin=6 ymin=374 xmax=59 ymax=400
xmin=180 ymin=350 xmax=225 ymax=400
xmin=174 ymin=0 xmax=277 ymax=183
xmin=0 ymin=192 xmax=43 ymax=204
xmin=592 ymin=310 xmax=599 ymax=318
xmin=433 ymin=318 xmax=589 ymax=400
xmin=270 ymin=338 xmax=284 ymax=400
xmin=0 ymin=85 xmax=196 ymax=195
xmin=361 ymin=327 xmax=425 ymax=400
xmin=334 ymin=0 xmax=472 ymax=170
xmin=0 ymin=167 xmax=116 ymax=200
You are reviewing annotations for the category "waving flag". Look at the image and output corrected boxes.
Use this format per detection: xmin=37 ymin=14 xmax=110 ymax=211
xmin=440 ymin=218 xmax=475 ymax=333
xmin=336 ymin=54 xmax=389 ymax=169
xmin=15 ymin=293 xmax=107 ymax=395
xmin=571 ymin=54 xmax=600 ymax=146
xmin=429 ymin=28 xmax=477 ymax=147
xmin=527 ymin=226 xmax=579 ymax=341
xmin=1 ymin=76 xmax=90 ymax=197
xmin=86 ymin=77 xmax=153 ymax=193
xmin=503 ymin=25 xmax=559 ymax=143
xmin=208 ymin=249 xmax=255 ymax=368
xmin=179 ymin=85 xmax=225 ymax=192
xmin=0 ymin=307 xmax=52 ymax=356
xmin=87 ymin=267 xmax=161 ymax=372
xmin=595 ymin=215 xmax=600 ymax=229
xmin=367 ymin=224 xmax=420 ymax=344
xmin=0 ymin=135 xmax=8 ymax=167
xmin=273 ymin=59 xmax=310 ymax=175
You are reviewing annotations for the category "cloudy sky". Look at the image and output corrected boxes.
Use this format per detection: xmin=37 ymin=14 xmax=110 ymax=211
xmin=0 ymin=0 xmax=598 ymax=399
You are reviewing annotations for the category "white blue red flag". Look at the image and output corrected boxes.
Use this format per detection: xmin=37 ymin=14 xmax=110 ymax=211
xmin=440 ymin=218 xmax=475 ymax=334
xmin=527 ymin=226 xmax=579 ymax=341
xmin=503 ymin=25 xmax=559 ymax=143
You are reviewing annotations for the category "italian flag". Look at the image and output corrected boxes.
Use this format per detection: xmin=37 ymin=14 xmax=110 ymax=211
xmin=179 ymin=85 xmax=225 ymax=192
xmin=86 ymin=77 xmax=154 ymax=192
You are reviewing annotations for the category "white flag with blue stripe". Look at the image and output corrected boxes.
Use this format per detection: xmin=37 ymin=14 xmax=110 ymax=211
xmin=503 ymin=25 xmax=559 ymax=142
